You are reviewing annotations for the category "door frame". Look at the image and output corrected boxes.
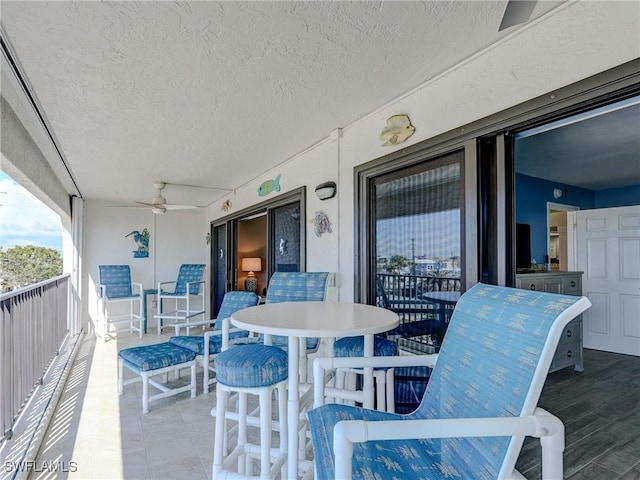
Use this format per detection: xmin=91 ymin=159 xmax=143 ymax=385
xmin=547 ymin=202 xmax=579 ymax=271
xmin=354 ymin=138 xmax=477 ymax=305
xmin=210 ymin=186 xmax=306 ymax=314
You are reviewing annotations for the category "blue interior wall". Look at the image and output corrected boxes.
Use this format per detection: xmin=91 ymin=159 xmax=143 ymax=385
xmin=595 ymin=185 xmax=640 ymax=208
xmin=515 ymin=174 xmax=595 ymax=265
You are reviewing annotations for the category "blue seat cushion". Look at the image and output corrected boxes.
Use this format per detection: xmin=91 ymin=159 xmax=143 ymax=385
xmin=308 ymin=403 xmax=452 ymax=480
xmin=169 ymin=331 xmax=249 ymax=355
xmin=216 ymin=344 xmax=288 ymax=388
xmin=270 ymin=335 xmax=320 ymax=351
xmin=334 ymin=336 xmax=398 ymax=357
xmin=119 ymin=343 xmax=195 ymax=372
xmin=334 ymin=336 xmax=398 ymax=371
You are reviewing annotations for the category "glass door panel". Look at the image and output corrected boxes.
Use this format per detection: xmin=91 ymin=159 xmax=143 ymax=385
xmin=212 ymin=223 xmax=228 ymax=316
xmin=270 ymin=202 xmax=302 ymax=273
xmin=372 ymin=150 xmax=464 ymax=354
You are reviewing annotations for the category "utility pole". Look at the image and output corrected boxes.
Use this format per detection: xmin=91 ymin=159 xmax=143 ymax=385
xmin=410 ymin=238 xmax=416 ymax=275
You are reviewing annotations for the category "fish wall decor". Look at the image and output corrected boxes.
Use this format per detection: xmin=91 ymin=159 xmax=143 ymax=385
xmin=258 ymin=174 xmax=281 ymax=196
xmin=380 ymin=114 xmax=415 ymax=146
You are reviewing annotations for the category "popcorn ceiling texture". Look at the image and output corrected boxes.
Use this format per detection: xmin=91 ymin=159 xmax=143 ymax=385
xmin=2 ymin=0 xmax=637 ymax=211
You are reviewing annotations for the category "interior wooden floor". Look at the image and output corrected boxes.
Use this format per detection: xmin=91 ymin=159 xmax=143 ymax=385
xmin=516 ymin=348 xmax=640 ymax=479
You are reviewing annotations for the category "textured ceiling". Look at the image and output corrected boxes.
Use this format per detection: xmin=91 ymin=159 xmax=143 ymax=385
xmin=2 ymin=1 xmax=568 ymax=207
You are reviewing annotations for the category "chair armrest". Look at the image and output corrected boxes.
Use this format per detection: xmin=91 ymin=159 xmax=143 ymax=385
xmin=131 ymin=282 xmax=143 ymax=296
xmin=333 ymin=408 xmax=564 ymax=480
xmin=186 ymin=280 xmax=206 ymax=296
xmin=174 ymin=319 xmax=217 ymax=336
xmin=313 ymin=354 xmax=438 ymax=408
xmin=158 ymin=281 xmax=177 ymax=294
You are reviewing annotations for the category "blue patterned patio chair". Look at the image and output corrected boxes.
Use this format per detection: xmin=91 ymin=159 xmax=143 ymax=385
xmin=264 ymin=271 xmax=331 ymax=361
xmin=168 ymin=290 xmax=260 ymax=393
xmin=97 ymin=265 xmax=143 ymax=340
xmin=308 ymin=283 xmax=592 ymax=480
xmin=155 ymin=264 xmax=206 ymax=335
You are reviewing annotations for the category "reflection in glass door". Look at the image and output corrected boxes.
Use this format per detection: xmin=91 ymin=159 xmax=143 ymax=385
xmin=270 ymin=203 xmax=302 ymax=273
xmin=212 ymin=223 xmax=228 ymax=316
xmin=371 ymin=150 xmax=464 ymax=354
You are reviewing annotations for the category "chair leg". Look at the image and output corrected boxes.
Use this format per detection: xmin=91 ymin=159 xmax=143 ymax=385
xmin=213 ymin=387 xmax=229 ymax=479
xmin=238 ymin=392 xmax=248 ymax=474
xmin=259 ymin=388 xmax=272 ymax=480
xmin=118 ymin=359 xmax=124 ymax=395
xmin=190 ymin=363 xmax=196 ymax=398
xmin=277 ymin=382 xmax=288 ymax=480
xmin=386 ymin=368 xmax=395 ymax=413
xmin=142 ymin=372 xmax=149 ymax=414
xmin=203 ymin=358 xmax=210 ymax=394
xmin=374 ymin=370 xmax=386 ymax=411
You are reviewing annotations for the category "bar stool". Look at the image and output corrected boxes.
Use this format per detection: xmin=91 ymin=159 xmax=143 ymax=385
xmin=333 ymin=335 xmax=398 ymax=412
xmin=213 ymin=344 xmax=288 ymax=480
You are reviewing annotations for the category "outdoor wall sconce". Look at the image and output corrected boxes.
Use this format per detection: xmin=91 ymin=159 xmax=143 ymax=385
xmin=315 ymin=181 xmax=337 ymax=200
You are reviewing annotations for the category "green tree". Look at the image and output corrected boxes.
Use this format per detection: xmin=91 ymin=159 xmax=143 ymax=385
xmin=385 ymin=254 xmax=413 ymax=274
xmin=0 ymin=245 xmax=63 ymax=290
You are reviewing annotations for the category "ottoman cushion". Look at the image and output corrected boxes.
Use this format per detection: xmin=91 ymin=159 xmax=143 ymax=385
xmin=119 ymin=342 xmax=195 ymax=372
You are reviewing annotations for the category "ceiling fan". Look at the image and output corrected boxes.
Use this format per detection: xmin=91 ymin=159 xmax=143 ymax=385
xmin=499 ymin=0 xmax=538 ymax=31
xmin=116 ymin=181 xmax=203 ymax=214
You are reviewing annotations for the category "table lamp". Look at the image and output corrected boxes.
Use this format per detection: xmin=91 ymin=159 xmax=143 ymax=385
xmin=241 ymin=257 xmax=262 ymax=293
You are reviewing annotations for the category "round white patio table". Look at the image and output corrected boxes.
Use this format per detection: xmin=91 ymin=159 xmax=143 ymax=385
xmin=231 ymin=301 xmax=399 ymax=480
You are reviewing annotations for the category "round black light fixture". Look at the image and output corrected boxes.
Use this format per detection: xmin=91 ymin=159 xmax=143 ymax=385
xmin=315 ymin=181 xmax=337 ymax=200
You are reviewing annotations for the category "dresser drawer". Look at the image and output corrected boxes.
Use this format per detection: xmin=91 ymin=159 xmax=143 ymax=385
xmin=562 ymin=276 xmax=581 ymax=295
xmin=518 ymin=278 xmax=545 ymax=292
xmin=558 ymin=318 xmax=582 ymax=345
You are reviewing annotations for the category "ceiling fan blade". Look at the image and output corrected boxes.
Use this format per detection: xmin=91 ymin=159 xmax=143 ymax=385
xmin=163 ymin=204 xmax=202 ymax=211
xmin=108 ymin=204 xmax=151 ymax=209
xmin=164 ymin=181 xmax=233 ymax=192
xmin=134 ymin=201 xmax=156 ymax=208
xmin=499 ymin=0 xmax=537 ymax=31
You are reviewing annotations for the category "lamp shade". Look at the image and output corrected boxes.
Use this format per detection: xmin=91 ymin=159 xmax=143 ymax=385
xmin=241 ymin=257 xmax=262 ymax=274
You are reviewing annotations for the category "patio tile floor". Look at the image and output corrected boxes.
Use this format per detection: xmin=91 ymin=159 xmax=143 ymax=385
xmin=30 ymin=328 xmax=640 ymax=479
xmin=33 ymin=330 xmax=217 ymax=480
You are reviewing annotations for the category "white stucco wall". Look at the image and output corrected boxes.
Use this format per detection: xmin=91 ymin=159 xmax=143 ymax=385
xmin=206 ymin=0 xmax=640 ymax=302
xmin=82 ymin=200 xmax=208 ymax=333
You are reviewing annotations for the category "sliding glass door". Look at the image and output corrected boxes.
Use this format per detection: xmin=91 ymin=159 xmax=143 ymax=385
xmin=356 ymin=141 xmax=478 ymax=354
xmin=210 ymin=188 xmax=306 ymax=315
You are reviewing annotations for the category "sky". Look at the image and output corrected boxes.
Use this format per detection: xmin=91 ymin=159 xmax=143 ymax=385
xmin=376 ymin=209 xmax=460 ymax=259
xmin=0 ymin=171 xmax=62 ymax=252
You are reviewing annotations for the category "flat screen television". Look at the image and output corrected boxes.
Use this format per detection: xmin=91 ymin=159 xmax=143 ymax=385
xmin=516 ymin=223 xmax=532 ymax=272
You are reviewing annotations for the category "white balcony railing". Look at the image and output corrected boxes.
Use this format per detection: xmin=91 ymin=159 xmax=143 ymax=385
xmin=0 ymin=275 xmax=69 ymax=443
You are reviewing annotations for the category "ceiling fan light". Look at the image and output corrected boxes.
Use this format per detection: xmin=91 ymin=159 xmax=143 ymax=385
xmin=152 ymin=206 xmax=166 ymax=214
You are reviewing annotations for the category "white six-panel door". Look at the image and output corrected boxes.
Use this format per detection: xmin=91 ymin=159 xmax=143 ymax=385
xmin=571 ymin=206 xmax=640 ymax=356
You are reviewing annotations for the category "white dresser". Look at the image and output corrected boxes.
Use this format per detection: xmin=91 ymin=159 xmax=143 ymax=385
xmin=515 ymin=271 xmax=584 ymax=373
